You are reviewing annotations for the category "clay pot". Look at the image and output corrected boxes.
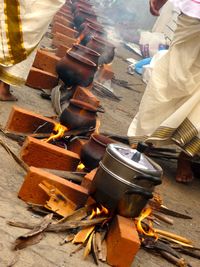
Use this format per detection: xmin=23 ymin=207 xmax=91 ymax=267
xmin=81 ymin=134 xmax=115 ymax=170
xmin=79 ymin=18 xmax=104 ymax=33
xmin=74 ymin=8 xmax=97 ymax=29
xmin=56 ymin=50 xmax=97 ymax=87
xmin=86 ymin=36 xmax=115 ymax=65
xmin=78 ymin=23 xmax=106 ymax=45
xmin=60 ymin=99 xmax=98 ymax=130
xmin=72 ymin=1 xmax=93 ymax=12
xmin=70 ymin=44 xmax=100 ymax=65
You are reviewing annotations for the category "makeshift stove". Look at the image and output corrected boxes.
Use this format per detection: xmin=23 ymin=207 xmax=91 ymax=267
xmin=3 ymin=104 xmax=198 ymax=267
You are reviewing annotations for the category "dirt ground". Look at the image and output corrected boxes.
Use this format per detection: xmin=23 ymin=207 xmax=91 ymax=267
xmin=0 ymin=42 xmax=200 ymax=267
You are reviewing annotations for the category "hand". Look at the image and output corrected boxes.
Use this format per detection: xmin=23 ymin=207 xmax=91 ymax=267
xmin=150 ymin=0 xmax=168 ymax=16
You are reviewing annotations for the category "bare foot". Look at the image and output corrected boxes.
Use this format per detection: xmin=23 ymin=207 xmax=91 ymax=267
xmin=176 ymin=152 xmax=193 ymax=183
xmin=0 ymin=81 xmax=17 ymax=101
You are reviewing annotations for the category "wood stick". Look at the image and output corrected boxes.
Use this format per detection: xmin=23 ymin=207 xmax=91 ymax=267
xmin=7 ymin=217 xmax=107 ymax=232
xmin=160 ymin=251 xmax=188 ymax=267
xmin=41 ymin=169 xmax=83 ymax=183
xmin=153 ymin=213 xmax=174 ymax=225
xmin=155 ymin=229 xmax=192 ymax=245
xmin=176 ymin=247 xmax=200 ymax=260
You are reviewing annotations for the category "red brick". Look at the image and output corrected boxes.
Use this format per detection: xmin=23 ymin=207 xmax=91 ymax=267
xmin=53 ymin=15 xmax=73 ymax=28
xmin=52 ymin=22 xmax=78 ymax=39
xmin=106 ymin=215 xmax=141 ymax=267
xmin=18 ymin=167 xmax=88 ymax=207
xmin=73 ymin=86 xmax=100 ymax=108
xmin=26 ymin=67 xmax=58 ymax=89
xmin=68 ymin=138 xmax=88 ymax=156
xmin=33 ymin=49 xmax=60 ymax=75
xmin=52 ymin=32 xmax=76 ymax=48
xmin=21 ymin=136 xmax=80 ymax=171
xmin=6 ymin=106 xmax=55 ymax=134
xmin=96 ymin=64 xmax=115 ymax=82
xmin=56 ymin=11 xmax=74 ymax=22
xmin=81 ymin=168 xmax=97 ymax=193
xmin=56 ymin=44 xmax=70 ymax=58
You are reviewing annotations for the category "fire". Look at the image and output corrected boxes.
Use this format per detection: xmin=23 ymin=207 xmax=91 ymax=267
xmin=77 ymin=163 xmax=85 ymax=170
xmin=76 ymin=33 xmax=85 ymax=44
xmin=89 ymin=205 xmax=109 ymax=219
xmin=135 ymin=207 xmax=158 ymax=239
xmin=45 ymin=123 xmax=68 ymax=143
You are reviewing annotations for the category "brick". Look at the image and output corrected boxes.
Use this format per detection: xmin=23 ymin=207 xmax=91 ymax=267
xmin=67 ymin=138 xmax=87 ymax=156
xmin=106 ymin=215 xmax=140 ymax=267
xmin=18 ymin=167 xmax=88 ymax=207
xmin=52 ymin=32 xmax=76 ymax=48
xmin=53 ymin=15 xmax=73 ymax=28
xmin=52 ymin=22 xmax=78 ymax=39
xmin=26 ymin=67 xmax=58 ymax=89
xmin=33 ymin=49 xmax=60 ymax=75
xmin=21 ymin=136 xmax=80 ymax=171
xmin=6 ymin=106 xmax=55 ymax=134
xmin=73 ymin=86 xmax=100 ymax=108
xmin=56 ymin=11 xmax=73 ymax=22
xmin=56 ymin=44 xmax=70 ymax=58
xmin=96 ymin=64 xmax=115 ymax=82
xmin=81 ymin=168 xmax=97 ymax=193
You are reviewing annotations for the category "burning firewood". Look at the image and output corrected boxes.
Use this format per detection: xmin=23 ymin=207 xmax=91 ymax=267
xmin=57 ymin=207 xmax=88 ymax=224
xmin=72 ymin=226 xmax=95 ymax=244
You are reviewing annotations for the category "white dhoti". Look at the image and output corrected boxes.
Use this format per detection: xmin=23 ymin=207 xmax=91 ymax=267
xmin=0 ymin=0 xmax=65 ymax=86
xmin=128 ymin=14 xmax=200 ymax=157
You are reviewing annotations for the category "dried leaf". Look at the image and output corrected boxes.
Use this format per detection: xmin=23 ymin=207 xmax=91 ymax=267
xmin=83 ymin=231 xmax=95 ymax=259
xmin=60 ymin=233 xmax=75 ymax=245
xmin=13 ymin=214 xmax=53 ymax=250
xmin=14 ymin=232 xmax=44 ymax=250
xmin=72 ymin=226 xmax=95 ymax=244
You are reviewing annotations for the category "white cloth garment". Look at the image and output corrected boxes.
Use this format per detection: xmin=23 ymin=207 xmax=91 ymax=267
xmin=172 ymin=0 xmax=200 ymax=19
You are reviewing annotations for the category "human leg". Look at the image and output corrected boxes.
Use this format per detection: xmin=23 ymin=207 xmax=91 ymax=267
xmin=176 ymin=152 xmax=193 ymax=183
xmin=0 ymin=81 xmax=17 ymax=101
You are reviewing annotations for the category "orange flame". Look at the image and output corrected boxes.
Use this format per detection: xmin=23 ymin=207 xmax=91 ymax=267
xmin=76 ymin=33 xmax=85 ymax=44
xmin=89 ymin=205 xmax=109 ymax=219
xmin=135 ymin=207 xmax=158 ymax=239
xmin=77 ymin=163 xmax=85 ymax=170
xmin=45 ymin=123 xmax=68 ymax=143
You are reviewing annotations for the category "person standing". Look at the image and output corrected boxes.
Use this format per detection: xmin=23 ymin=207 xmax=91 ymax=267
xmin=0 ymin=0 xmax=65 ymax=101
xmin=128 ymin=0 xmax=200 ymax=183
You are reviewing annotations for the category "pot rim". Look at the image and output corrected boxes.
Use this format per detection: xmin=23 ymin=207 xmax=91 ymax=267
xmin=91 ymin=134 xmax=114 ymax=148
xmin=105 ymin=144 xmax=163 ymax=176
xmin=90 ymin=36 xmax=115 ymax=49
xmin=86 ymin=23 xmax=105 ymax=34
xmin=85 ymin=18 xmax=103 ymax=29
xmin=70 ymin=99 xmax=98 ymax=112
xmin=67 ymin=51 xmax=97 ymax=67
xmin=76 ymin=7 xmax=96 ymax=16
xmin=99 ymin=161 xmax=153 ymax=192
xmin=71 ymin=44 xmax=100 ymax=57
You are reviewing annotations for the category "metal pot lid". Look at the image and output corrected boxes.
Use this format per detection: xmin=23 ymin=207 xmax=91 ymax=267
xmin=106 ymin=143 xmax=163 ymax=176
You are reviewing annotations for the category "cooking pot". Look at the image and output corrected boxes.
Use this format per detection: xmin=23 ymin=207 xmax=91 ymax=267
xmin=101 ymin=143 xmax=162 ymax=190
xmin=92 ymin=162 xmax=153 ymax=218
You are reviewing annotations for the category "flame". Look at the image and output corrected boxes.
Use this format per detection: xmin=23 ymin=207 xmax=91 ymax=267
xmin=45 ymin=123 xmax=68 ymax=143
xmin=89 ymin=205 xmax=109 ymax=219
xmin=77 ymin=163 xmax=85 ymax=170
xmin=135 ymin=207 xmax=158 ymax=239
xmin=76 ymin=33 xmax=85 ymax=44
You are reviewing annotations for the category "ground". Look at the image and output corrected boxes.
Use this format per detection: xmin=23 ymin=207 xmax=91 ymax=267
xmin=0 ymin=44 xmax=200 ymax=267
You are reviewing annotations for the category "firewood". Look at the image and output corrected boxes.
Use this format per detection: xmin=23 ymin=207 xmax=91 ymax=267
xmin=176 ymin=247 xmax=200 ymax=260
xmin=155 ymin=229 xmax=192 ymax=245
xmin=101 ymin=240 xmax=107 ymax=262
xmin=83 ymin=231 xmax=95 ymax=259
xmin=159 ymin=236 xmax=193 ymax=248
xmin=42 ymin=169 xmax=83 ymax=183
xmin=60 ymin=233 xmax=75 ymax=245
xmin=7 ymin=217 xmax=107 ymax=232
xmin=153 ymin=212 xmax=174 ymax=225
xmin=160 ymin=251 xmax=188 ymax=267
xmin=72 ymin=226 xmax=95 ymax=244
xmin=56 ymin=207 xmax=87 ymax=224
xmin=91 ymin=233 xmax=99 ymax=265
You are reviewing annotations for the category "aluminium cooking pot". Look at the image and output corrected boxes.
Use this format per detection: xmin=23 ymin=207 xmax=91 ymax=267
xmin=101 ymin=143 xmax=162 ymax=190
xmin=92 ymin=162 xmax=153 ymax=218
